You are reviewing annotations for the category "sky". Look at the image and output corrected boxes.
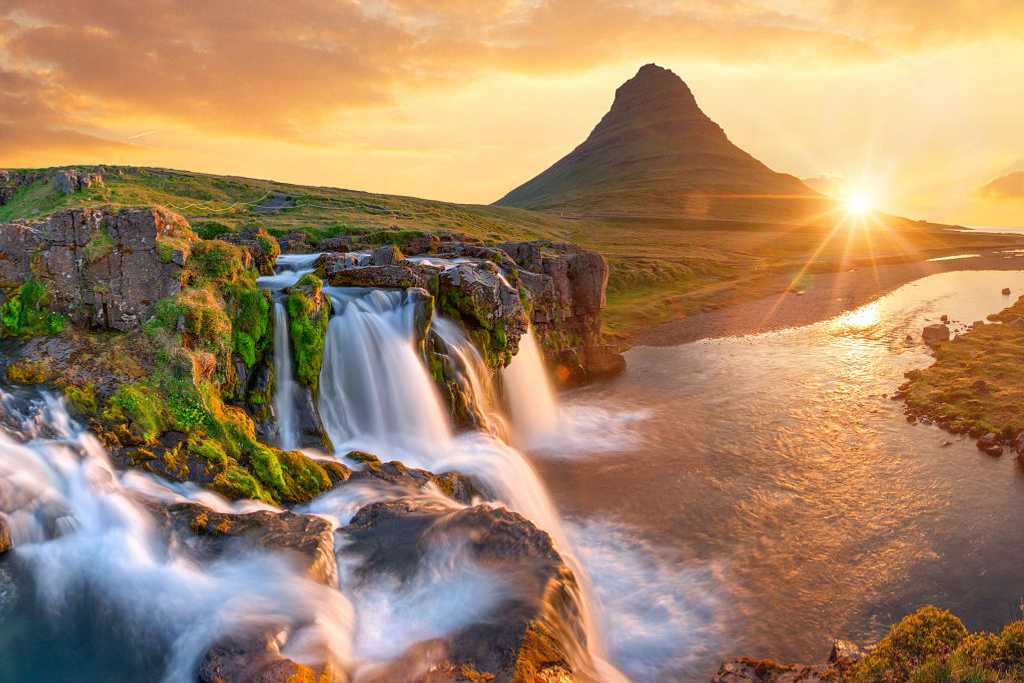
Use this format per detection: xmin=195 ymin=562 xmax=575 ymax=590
xmin=1 ymin=0 xmax=1022 ymax=226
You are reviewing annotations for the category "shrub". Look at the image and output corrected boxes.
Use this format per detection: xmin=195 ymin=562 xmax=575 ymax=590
xmin=0 ymin=279 xmax=67 ymax=337
xmin=853 ymin=607 xmax=968 ymax=683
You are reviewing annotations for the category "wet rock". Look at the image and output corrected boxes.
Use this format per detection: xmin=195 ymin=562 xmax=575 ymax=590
xmin=145 ymin=500 xmax=338 ymax=586
xmin=0 ymin=514 xmax=11 ymax=554
xmin=371 ymin=244 xmax=404 ymax=265
xmin=829 ymin=639 xmax=862 ymax=665
xmin=216 ymin=226 xmax=281 ymax=275
xmin=922 ymin=323 xmax=950 ymax=346
xmin=317 ymin=236 xmax=353 ymax=252
xmin=198 ymin=632 xmax=338 ymax=683
xmin=437 ymin=263 xmax=528 ymax=367
xmin=277 ymin=231 xmax=315 ymax=254
xmin=940 ymin=314 xmax=949 ymax=323
xmin=343 ymin=451 xmax=483 ymax=504
xmin=0 ymin=207 xmax=195 ymax=331
xmin=977 ymin=433 xmax=1003 ymax=456
xmin=344 ymin=499 xmax=590 ymax=682
xmin=323 ymin=263 xmax=433 ymax=290
xmin=1003 ymin=287 xmax=1012 ymax=295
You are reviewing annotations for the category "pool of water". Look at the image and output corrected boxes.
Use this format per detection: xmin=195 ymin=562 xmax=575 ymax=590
xmin=532 ymin=270 xmax=1024 ymax=681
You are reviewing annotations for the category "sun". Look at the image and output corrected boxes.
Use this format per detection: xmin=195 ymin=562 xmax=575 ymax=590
xmin=844 ymin=191 xmax=874 ymax=216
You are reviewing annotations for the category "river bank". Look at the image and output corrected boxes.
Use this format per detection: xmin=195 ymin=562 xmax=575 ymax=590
xmin=636 ymin=249 xmax=1024 ymax=347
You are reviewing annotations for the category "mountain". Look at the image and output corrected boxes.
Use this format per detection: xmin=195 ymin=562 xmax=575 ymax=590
xmin=496 ymin=64 xmax=822 ymax=221
xmin=979 ymin=171 xmax=1024 ymax=200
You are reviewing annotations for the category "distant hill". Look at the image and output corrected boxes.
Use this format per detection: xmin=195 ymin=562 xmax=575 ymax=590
xmin=979 ymin=171 xmax=1024 ymax=199
xmin=496 ymin=64 xmax=826 ymax=221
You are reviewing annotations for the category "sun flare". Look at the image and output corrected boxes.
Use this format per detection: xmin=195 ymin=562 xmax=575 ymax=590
xmin=844 ymin=192 xmax=874 ymax=216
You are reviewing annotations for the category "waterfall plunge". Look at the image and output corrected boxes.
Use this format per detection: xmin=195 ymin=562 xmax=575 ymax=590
xmin=502 ymin=329 xmax=560 ymax=446
xmin=273 ymin=301 xmax=300 ymax=450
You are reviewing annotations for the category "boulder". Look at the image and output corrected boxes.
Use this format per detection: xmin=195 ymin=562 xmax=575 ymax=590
xmin=51 ymin=169 xmax=103 ymax=195
xmin=829 ymin=639 xmax=862 ymax=666
xmin=277 ymin=232 xmax=315 ymax=254
xmin=0 ymin=207 xmax=195 ymax=331
xmin=323 ymin=263 xmax=433 ymax=290
xmin=198 ymin=632 xmax=336 ymax=683
xmin=922 ymin=323 xmax=950 ymax=346
xmin=976 ymin=433 xmax=1003 ymax=457
xmin=371 ymin=244 xmax=404 ymax=265
xmin=437 ymin=263 xmax=528 ymax=367
xmin=343 ymin=451 xmax=483 ymax=505
xmin=1003 ymin=287 xmax=1012 ymax=295
xmin=217 ymin=226 xmax=281 ymax=275
xmin=0 ymin=514 xmax=11 ymax=554
xmin=316 ymin=236 xmax=353 ymax=252
xmin=344 ymin=498 xmax=590 ymax=682
xmin=145 ymin=500 xmax=338 ymax=586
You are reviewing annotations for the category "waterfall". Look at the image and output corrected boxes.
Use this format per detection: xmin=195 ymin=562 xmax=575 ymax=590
xmin=0 ymin=392 xmax=354 ymax=682
xmin=315 ymin=291 xmax=629 ymax=682
xmin=431 ymin=316 xmax=509 ymax=438
xmin=273 ymin=301 xmax=299 ymax=450
xmin=319 ymin=288 xmax=451 ymax=459
xmin=502 ymin=329 xmax=560 ymax=445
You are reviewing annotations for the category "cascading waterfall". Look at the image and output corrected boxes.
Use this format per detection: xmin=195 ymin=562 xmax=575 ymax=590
xmin=315 ymin=287 xmax=629 ymax=682
xmin=273 ymin=301 xmax=299 ymax=450
xmin=0 ymin=392 xmax=354 ymax=682
xmin=502 ymin=329 xmax=560 ymax=445
xmin=431 ymin=315 xmax=509 ymax=438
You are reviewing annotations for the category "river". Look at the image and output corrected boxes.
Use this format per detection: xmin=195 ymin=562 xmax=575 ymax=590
xmin=532 ymin=269 xmax=1024 ymax=681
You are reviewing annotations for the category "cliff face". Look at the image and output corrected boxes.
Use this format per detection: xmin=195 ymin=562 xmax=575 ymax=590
xmin=497 ymin=63 xmax=819 ymax=221
xmin=0 ymin=207 xmax=194 ymax=331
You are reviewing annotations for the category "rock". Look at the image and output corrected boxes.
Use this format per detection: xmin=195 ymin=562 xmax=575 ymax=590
xmin=316 ymin=236 xmax=353 ymax=252
xmin=0 ymin=514 xmax=11 ymax=554
xmin=972 ymin=320 xmax=985 ymax=328
xmin=1003 ymin=287 xmax=1012 ymax=295
xmin=344 ymin=499 xmax=590 ymax=682
xmin=437 ymin=263 xmax=528 ymax=367
xmin=216 ymin=226 xmax=281 ymax=275
xmin=371 ymin=244 xmax=404 ymax=265
xmin=977 ymin=433 xmax=1003 ymax=456
xmin=145 ymin=500 xmax=338 ymax=586
xmin=343 ymin=451 xmax=483 ymax=505
xmin=198 ymin=632 xmax=335 ymax=683
xmin=940 ymin=314 xmax=949 ymax=323
xmin=1008 ymin=317 xmax=1024 ymax=328
xmin=922 ymin=323 xmax=950 ymax=346
xmin=1014 ymin=433 xmax=1024 ymax=455
xmin=971 ymin=379 xmax=989 ymax=394
xmin=0 ymin=207 xmax=195 ymax=331
xmin=325 ymin=263 xmax=433 ymax=290
xmin=277 ymin=232 xmax=315 ymax=254
xmin=402 ymin=234 xmax=439 ymax=255
xmin=51 ymin=169 xmax=103 ymax=195
xmin=712 ymin=658 xmax=832 ymax=683
xmin=829 ymin=639 xmax=862 ymax=666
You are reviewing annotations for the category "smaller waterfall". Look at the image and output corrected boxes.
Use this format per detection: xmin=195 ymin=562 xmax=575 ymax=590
xmin=273 ymin=302 xmax=299 ymax=450
xmin=431 ymin=316 xmax=508 ymax=438
xmin=319 ymin=288 xmax=451 ymax=459
xmin=503 ymin=330 xmax=560 ymax=445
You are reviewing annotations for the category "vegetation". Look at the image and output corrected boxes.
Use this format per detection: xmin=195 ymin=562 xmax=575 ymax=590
xmin=849 ymin=606 xmax=1024 ymax=683
xmin=900 ymin=296 xmax=1024 ymax=440
xmin=1 ymin=279 xmax=67 ymax=337
xmin=286 ymin=274 xmax=330 ymax=391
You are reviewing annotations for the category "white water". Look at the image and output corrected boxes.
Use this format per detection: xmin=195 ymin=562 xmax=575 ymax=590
xmin=503 ymin=330 xmax=560 ymax=444
xmin=431 ymin=315 xmax=508 ymax=437
xmin=273 ymin=302 xmax=300 ymax=450
xmin=0 ymin=393 xmax=354 ymax=682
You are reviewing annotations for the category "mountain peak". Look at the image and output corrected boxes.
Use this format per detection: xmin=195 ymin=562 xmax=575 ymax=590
xmin=496 ymin=64 xmax=815 ymax=219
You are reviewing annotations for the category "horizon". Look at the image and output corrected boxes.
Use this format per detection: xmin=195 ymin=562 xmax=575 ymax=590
xmin=1 ymin=3 xmax=1023 ymax=227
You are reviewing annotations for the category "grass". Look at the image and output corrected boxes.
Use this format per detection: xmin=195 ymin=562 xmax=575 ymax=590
xmin=4 ymin=165 xmax=1024 ymax=346
xmin=900 ymin=296 xmax=1024 ymax=440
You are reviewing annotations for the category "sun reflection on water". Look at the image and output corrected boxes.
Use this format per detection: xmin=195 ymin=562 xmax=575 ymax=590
xmin=832 ymin=302 xmax=881 ymax=331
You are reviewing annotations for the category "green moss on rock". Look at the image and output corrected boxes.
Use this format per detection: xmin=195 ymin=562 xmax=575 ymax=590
xmin=286 ymin=274 xmax=329 ymax=391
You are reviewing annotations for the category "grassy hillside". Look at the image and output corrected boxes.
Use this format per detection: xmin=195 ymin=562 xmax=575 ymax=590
xmin=3 ymin=165 xmax=1022 ymax=346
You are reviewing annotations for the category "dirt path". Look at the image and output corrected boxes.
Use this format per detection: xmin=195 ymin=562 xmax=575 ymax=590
xmin=637 ymin=250 xmax=1024 ymax=346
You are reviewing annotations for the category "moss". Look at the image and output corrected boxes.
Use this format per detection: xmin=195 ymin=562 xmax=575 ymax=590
xmin=1 ymin=279 xmax=67 ymax=338
xmin=157 ymin=241 xmax=175 ymax=264
xmin=192 ymin=221 xmax=232 ymax=240
xmin=852 ymin=607 xmax=968 ymax=683
xmin=212 ymin=465 xmax=274 ymax=504
xmin=103 ymin=383 xmax=168 ymax=444
xmin=187 ymin=240 xmax=249 ymax=285
xmin=188 ymin=438 xmax=228 ymax=466
xmin=230 ymin=285 xmax=270 ymax=367
xmin=83 ymin=228 xmax=115 ymax=262
xmin=6 ymin=359 xmax=52 ymax=384
xmin=286 ymin=276 xmax=329 ymax=391
xmin=64 ymin=383 xmax=98 ymax=416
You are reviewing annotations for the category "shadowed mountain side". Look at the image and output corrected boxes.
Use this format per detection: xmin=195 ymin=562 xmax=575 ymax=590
xmin=496 ymin=64 xmax=829 ymax=221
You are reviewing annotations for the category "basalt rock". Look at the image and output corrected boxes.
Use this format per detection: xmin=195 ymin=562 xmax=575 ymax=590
xmin=217 ymin=226 xmax=281 ymax=276
xmin=343 ymin=451 xmax=483 ymax=505
xmin=0 ymin=207 xmax=195 ymax=331
xmin=499 ymin=241 xmax=624 ymax=387
xmin=321 ymin=262 xmax=434 ymax=290
xmin=51 ymin=169 xmax=103 ymax=195
xmin=198 ymin=632 xmax=338 ymax=683
xmin=344 ymin=498 xmax=590 ymax=683
xmin=437 ymin=262 xmax=528 ymax=368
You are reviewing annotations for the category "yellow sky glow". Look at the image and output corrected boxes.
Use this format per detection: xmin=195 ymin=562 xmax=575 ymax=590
xmin=1 ymin=1 xmax=1022 ymax=226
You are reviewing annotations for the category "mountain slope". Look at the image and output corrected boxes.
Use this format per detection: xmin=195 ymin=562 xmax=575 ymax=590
xmin=496 ymin=64 xmax=822 ymax=220
xmin=979 ymin=171 xmax=1024 ymax=200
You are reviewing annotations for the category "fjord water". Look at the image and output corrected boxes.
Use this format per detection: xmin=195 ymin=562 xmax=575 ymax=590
xmin=533 ymin=269 xmax=1024 ymax=679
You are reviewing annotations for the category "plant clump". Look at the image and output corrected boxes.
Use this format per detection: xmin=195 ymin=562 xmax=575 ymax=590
xmin=286 ymin=273 xmax=330 ymax=392
xmin=0 ymin=279 xmax=67 ymax=338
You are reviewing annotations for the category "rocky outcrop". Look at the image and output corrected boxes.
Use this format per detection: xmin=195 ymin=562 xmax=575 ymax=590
xmin=216 ymin=226 xmax=281 ymax=275
xmin=0 ymin=170 xmax=44 ymax=206
xmin=499 ymin=241 xmax=624 ymax=387
xmin=198 ymin=632 xmax=336 ymax=683
xmin=713 ymin=641 xmax=862 ymax=683
xmin=51 ymin=169 xmax=103 ymax=195
xmin=344 ymin=498 xmax=590 ymax=683
xmin=344 ymin=450 xmax=483 ymax=504
xmin=0 ymin=207 xmax=195 ymax=331
xmin=922 ymin=323 xmax=950 ymax=346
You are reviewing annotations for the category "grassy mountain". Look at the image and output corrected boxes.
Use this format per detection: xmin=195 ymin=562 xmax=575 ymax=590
xmin=979 ymin=171 xmax=1024 ymax=200
xmin=496 ymin=64 xmax=828 ymax=221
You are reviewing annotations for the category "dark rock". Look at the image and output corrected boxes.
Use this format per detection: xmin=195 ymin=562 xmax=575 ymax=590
xmin=977 ymin=433 xmax=1003 ymax=456
xmin=922 ymin=323 xmax=950 ymax=346
xmin=145 ymin=500 xmax=338 ymax=586
xmin=829 ymin=639 xmax=862 ymax=665
xmin=323 ymin=263 xmax=433 ymax=290
xmin=343 ymin=451 xmax=483 ymax=505
xmin=316 ymin=236 xmax=353 ymax=252
xmin=277 ymin=232 xmax=315 ymax=254
xmin=51 ymin=169 xmax=103 ymax=195
xmin=0 ymin=514 xmax=11 ymax=554
xmin=438 ymin=263 xmax=528 ymax=366
xmin=1003 ymin=287 xmax=1012 ymax=295
xmin=217 ymin=227 xmax=281 ymax=275
xmin=198 ymin=632 xmax=333 ymax=683
xmin=402 ymin=234 xmax=440 ymax=255
xmin=371 ymin=244 xmax=404 ymax=265
xmin=940 ymin=314 xmax=949 ymax=323
xmin=344 ymin=498 xmax=590 ymax=682
xmin=0 ymin=207 xmax=195 ymax=331
xmin=712 ymin=658 xmax=833 ymax=683
xmin=1014 ymin=433 xmax=1024 ymax=455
